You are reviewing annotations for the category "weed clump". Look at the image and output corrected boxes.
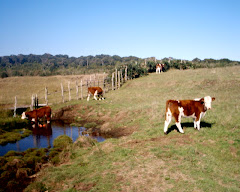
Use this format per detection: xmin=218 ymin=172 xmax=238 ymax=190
xmin=0 ymin=148 xmax=49 ymax=192
xmin=53 ymin=135 xmax=73 ymax=150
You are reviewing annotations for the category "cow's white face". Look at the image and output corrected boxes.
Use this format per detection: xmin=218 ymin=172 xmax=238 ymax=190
xmin=204 ymin=96 xmax=215 ymax=110
xmin=21 ymin=112 xmax=26 ymax=119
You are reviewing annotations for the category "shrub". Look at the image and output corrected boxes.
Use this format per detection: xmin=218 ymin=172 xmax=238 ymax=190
xmin=24 ymin=181 xmax=47 ymax=192
xmin=53 ymin=135 xmax=73 ymax=150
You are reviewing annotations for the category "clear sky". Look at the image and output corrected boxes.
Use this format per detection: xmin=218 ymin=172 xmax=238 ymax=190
xmin=0 ymin=0 xmax=240 ymax=61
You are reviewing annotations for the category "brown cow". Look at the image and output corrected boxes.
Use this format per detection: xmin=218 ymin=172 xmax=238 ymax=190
xmin=164 ymin=96 xmax=215 ymax=134
xmin=156 ymin=63 xmax=164 ymax=73
xmin=21 ymin=106 xmax=51 ymax=124
xmin=87 ymin=87 xmax=105 ymax=101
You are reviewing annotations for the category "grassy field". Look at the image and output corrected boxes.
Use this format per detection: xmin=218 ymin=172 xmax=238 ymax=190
xmin=0 ymin=73 xmax=107 ymax=106
xmin=4 ymin=66 xmax=240 ymax=191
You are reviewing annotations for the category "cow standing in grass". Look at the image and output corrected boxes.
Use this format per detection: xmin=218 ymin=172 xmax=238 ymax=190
xmin=21 ymin=106 xmax=52 ymax=124
xmin=164 ymin=96 xmax=215 ymax=134
xmin=156 ymin=63 xmax=164 ymax=74
xmin=87 ymin=87 xmax=105 ymax=101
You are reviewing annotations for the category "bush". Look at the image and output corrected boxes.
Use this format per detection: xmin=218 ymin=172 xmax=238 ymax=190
xmin=24 ymin=182 xmax=47 ymax=192
xmin=53 ymin=135 xmax=73 ymax=150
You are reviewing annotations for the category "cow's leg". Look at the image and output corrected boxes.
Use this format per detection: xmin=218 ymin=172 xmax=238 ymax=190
xmin=195 ymin=112 xmax=203 ymax=131
xmin=87 ymin=93 xmax=91 ymax=101
xmin=173 ymin=113 xmax=184 ymax=134
xmin=46 ymin=115 xmax=51 ymax=124
xmin=194 ymin=119 xmax=197 ymax=129
xmin=93 ymin=90 xmax=98 ymax=100
xmin=164 ymin=108 xmax=172 ymax=134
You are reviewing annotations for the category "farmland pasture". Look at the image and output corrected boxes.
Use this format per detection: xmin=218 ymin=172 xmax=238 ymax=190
xmin=2 ymin=66 xmax=240 ymax=191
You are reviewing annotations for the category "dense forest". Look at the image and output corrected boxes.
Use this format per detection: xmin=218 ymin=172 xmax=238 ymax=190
xmin=1 ymin=53 xmax=239 ymax=78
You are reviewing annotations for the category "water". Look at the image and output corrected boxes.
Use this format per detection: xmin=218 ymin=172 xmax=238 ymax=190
xmin=0 ymin=121 xmax=105 ymax=156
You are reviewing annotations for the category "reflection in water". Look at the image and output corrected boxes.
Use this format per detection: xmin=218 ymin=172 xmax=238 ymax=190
xmin=0 ymin=121 xmax=105 ymax=156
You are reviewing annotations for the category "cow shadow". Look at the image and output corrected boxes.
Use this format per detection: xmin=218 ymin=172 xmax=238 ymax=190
xmin=165 ymin=121 xmax=214 ymax=135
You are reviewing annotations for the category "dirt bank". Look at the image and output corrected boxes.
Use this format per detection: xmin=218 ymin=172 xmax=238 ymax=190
xmin=52 ymin=104 xmax=138 ymax=138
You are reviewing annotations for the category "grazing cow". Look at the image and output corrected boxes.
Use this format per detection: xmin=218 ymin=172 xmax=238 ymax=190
xmin=164 ymin=96 xmax=215 ymax=134
xmin=156 ymin=63 xmax=164 ymax=73
xmin=87 ymin=87 xmax=105 ymax=101
xmin=21 ymin=106 xmax=52 ymax=124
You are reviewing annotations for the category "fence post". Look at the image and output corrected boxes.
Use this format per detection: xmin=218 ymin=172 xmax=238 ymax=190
xmin=45 ymin=87 xmax=48 ymax=105
xmin=125 ymin=66 xmax=128 ymax=82
xmin=76 ymin=81 xmax=79 ymax=100
xmin=112 ymin=72 xmax=114 ymax=90
xmin=34 ymin=94 xmax=38 ymax=109
xmin=61 ymin=83 xmax=64 ymax=103
xmin=118 ymin=71 xmax=120 ymax=89
xmin=13 ymin=96 xmax=17 ymax=117
xmin=68 ymin=81 xmax=71 ymax=101
xmin=115 ymin=68 xmax=117 ymax=90
xmin=31 ymin=95 xmax=34 ymax=110
xmin=121 ymin=70 xmax=123 ymax=85
xmin=80 ymin=80 xmax=83 ymax=100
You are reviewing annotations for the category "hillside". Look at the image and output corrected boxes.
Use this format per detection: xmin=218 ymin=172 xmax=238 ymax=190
xmin=18 ymin=66 xmax=240 ymax=191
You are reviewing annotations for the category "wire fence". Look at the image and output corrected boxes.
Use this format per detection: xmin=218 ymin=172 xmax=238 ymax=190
xmin=13 ymin=68 xmax=128 ymax=115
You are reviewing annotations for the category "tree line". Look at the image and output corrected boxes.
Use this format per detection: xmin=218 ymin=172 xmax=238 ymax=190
xmin=1 ymin=53 xmax=239 ymax=78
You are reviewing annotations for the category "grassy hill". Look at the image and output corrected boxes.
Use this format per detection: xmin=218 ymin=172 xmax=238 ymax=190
xmin=20 ymin=66 xmax=240 ymax=191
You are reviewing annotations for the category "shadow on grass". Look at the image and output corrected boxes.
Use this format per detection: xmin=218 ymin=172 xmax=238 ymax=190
xmin=165 ymin=121 xmax=213 ymax=135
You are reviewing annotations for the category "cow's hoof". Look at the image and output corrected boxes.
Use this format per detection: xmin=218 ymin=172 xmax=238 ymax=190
xmin=164 ymin=132 xmax=167 ymax=135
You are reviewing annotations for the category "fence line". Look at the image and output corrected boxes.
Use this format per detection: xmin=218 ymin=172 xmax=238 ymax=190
xmin=13 ymin=69 xmax=128 ymax=111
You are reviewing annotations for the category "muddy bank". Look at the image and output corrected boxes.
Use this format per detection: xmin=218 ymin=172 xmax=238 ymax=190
xmin=52 ymin=104 xmax=137 ymax=138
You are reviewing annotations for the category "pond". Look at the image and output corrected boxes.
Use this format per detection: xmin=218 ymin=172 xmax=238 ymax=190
xmin=0 ymin=121 xmax=105 ymax=156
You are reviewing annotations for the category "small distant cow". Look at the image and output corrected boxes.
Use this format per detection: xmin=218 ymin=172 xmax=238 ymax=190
xmin=87 ymin=87 xmax=105 ymax=101
xmin=164 ymin=96 xmax=215 ymax=134
xmin=156 ymin=63 xmax=164 ymax=74
xmin=21 ymin=106 xmax=52 ymax=124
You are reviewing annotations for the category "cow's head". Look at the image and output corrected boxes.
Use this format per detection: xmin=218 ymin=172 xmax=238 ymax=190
xmin=202 ymin=96 xmax=215 ymax=110
xmin=21 ymin=112 xmax=27 ymax=119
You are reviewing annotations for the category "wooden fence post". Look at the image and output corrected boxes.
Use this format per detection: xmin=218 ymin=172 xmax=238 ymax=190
xmin=118 ymin=71 xmax=120 ymax=89
xmin=76 ymin=81 xmax=79 ymax=100
xmin=34 ymin=94 xmax=38 ymax=109
xmin=61 ymin=83 xmax=64 ymax=103
xmin=125 ymin=66 xmax=128 ymax=82
xmin=68 ymin=81 xmax=71 ymax=101
xmin=45 ymin=87 xmax=48 ymax=105
xmin=80 ymin=80 xmax=83 ymax=100
xmin=115 ymin=68 xmax=117 ymax=90
xmin=31 ymin=95 xmax=34 ymax=110
xmin=13 ymin=96 xmax=17 ymax=117
xmin=121 ymin=70 xmax=123 ymax=85
xmin=112 ymin=72 xmax=114 ymax=90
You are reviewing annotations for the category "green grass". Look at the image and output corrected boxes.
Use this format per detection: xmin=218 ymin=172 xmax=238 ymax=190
xmin=4 ymin=66 xmax=240 ymax=191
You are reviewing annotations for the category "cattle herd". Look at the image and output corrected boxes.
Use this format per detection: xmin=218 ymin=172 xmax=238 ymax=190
xmin=21 ymin=82 xmax=215 ymax=135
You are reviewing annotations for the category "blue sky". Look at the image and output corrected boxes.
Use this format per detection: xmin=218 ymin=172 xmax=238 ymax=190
xmin=0 ymin=0 xmax=240 ymax=60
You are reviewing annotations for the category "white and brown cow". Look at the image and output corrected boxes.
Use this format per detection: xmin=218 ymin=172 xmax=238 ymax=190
xmin=164 ymin=96 xmax=215 ymax=134
xmin=21 ymin=106 xmax=52 ymax=124
xmin=87 ymin=87 xmax=105 ymax=101
xmin=156 ymin=63 xmax=164 ymax=74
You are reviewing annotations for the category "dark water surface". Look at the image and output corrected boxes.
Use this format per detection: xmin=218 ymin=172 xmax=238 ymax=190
xmin=0 ymin=121 xmax=105 ymax=156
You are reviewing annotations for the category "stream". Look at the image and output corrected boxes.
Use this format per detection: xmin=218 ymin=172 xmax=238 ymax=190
xmin=0 ymin=121 xmax=105 ymax=156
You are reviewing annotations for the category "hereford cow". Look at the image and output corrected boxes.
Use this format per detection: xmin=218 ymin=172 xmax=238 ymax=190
xmin=87 ymin=87 xmax=105 ymax=101
xmin=164 ymin=96 xmax=215 ymax=134
xmin=21 ymin=106 xmax=52 ymax=124
xmin=156 ymin=63 xmax=164 ymax=73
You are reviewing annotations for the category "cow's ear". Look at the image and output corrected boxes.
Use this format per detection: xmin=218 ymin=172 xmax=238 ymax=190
xmin=200 ymin=98 xmax=204 ymax=104
xmin=212 ymin=97 xmax=215 ymax=101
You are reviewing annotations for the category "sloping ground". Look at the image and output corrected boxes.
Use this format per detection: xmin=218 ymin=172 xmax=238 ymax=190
xmin=28 ymin=66 xmax=240 ymax=192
